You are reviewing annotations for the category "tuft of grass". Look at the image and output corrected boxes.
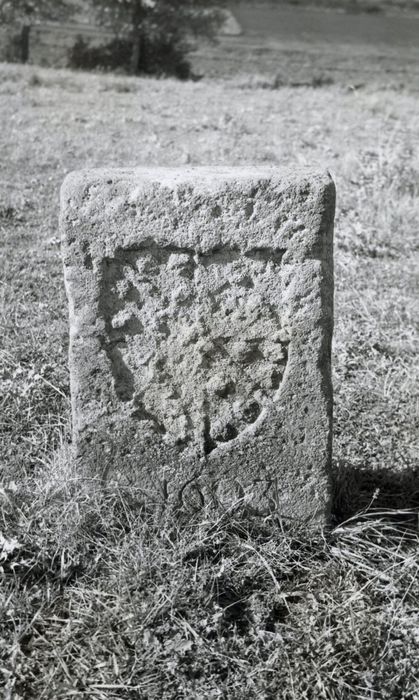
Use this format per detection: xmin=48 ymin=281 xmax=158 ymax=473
xmin=1 ymin=452 xmax=418 ymax=699
xmin=233 ymin=71 xmax=335 ymax=91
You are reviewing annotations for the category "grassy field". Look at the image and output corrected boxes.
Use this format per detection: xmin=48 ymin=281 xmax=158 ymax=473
xmin=194 ymin=4 xmax=419 ymax=84
xmin=1 ymin=60 xmax=418 ymax=698
xmin=282 ymin=0 xmax=419 ymax=11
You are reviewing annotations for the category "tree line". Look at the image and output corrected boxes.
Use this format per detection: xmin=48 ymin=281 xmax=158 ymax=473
xmin=0 ymin=0 xmax=225 ymax=77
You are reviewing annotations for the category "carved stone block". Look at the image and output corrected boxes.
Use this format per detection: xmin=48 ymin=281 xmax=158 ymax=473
xmin=61 ymin=167 xmax=335 ymax=525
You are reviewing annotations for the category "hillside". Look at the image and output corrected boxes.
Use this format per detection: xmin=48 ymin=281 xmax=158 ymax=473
xmin=239 ymin=0 xmax=419 ymax=14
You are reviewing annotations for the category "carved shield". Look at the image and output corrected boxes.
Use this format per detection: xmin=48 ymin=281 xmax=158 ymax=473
xmin=98 ymin=242 xmax=290 ymax=459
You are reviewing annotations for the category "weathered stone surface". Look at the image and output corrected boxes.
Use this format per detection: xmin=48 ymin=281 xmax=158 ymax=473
xmin=61 ymin=167 xmax=335 ymax=525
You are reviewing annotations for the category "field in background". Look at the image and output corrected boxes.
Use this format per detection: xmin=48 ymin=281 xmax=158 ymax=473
xmin=193 ymin=39 xmax=419 ymax=89
xmin=1 ymin=60 xmax=418 ymax=697
xmin=260 ymin=0 xmax=419 ymax=12
xmin=230 ymin=3 xmax=419 ymax=45
xmin=193 ymin=4 xmax=419 ymax=86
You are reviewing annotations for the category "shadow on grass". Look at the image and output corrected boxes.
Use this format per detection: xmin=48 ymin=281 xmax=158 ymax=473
xmin=332 ymin=460 xmax=419 ymax=525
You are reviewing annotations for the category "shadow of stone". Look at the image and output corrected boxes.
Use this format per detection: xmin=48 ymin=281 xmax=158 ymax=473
xmin=332 ymin=460 xmax=419 ymax=526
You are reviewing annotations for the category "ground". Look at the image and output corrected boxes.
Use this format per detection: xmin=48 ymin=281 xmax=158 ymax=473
xmin=0 ymin=57 xmax=418 ymax=698
xmin=279 ymin=0 xmax=419 ymax=11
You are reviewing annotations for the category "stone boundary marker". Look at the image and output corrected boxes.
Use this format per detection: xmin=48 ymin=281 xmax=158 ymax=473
xmin=61 ymin=167 xmax=335 ymax=526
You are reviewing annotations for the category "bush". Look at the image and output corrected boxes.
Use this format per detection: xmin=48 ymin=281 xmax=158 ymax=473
xmin=139 ymin=34 xmax=192 ymax=79
xmin=68 ymin=33 xmax=192 ymax=79
xmin=68 ymin=36 xmax=132 ymax=72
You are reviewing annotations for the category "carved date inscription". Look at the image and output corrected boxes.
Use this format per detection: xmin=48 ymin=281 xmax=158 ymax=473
xmin=97 ymin=239 xmax=289 ymax=457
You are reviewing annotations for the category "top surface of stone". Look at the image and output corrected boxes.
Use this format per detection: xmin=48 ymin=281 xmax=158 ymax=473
xmin=61 ymin=166 xmax=331 ymax=204
xmin=62 ymin=165 xmax=328 ymax=185
xmin=61 ymin=166 xmax=334 ymax=261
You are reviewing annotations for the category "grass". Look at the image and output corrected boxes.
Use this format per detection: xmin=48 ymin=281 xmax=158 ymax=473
xmin=279 ymin=0 xmax=419 ymax=12
xmin=194 ymin=38 xmax=419 ymax=89
xmin=2 ymin=461 xmax=419 ymax=699
xmin=0 ymin=60 xmax=418 ymax=698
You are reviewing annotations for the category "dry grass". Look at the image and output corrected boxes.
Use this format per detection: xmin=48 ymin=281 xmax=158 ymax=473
xmin=0 ymin=61 xmax=418 ymax=698
xmin=1 ymin=455 xmax=418 ymax=699
xmin=285 ymin=0 xmax=419 ymax=11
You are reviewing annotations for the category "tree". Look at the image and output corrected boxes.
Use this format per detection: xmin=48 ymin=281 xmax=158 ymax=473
xmin=0 ymin=0 xmax=225 ymax=77
xmin=0 ymin=0 xmax=78 ymax=62
xmin=0 ymin=0 xmax=77 ymax=24
xmin=89 ymin=0 xmax=225 ymax=75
